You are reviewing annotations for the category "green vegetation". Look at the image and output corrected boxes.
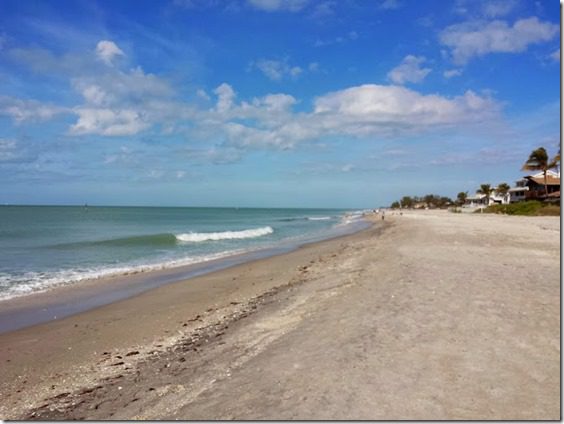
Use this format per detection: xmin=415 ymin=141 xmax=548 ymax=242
xmin=476 ymin=183 xmax=493 ymax=204
xmin=456 ymin=191 xmax=468 ymax=206
xmin=390 ymin=194 xmax=452 ymax=209
xmin=496 ymin=182 xmax=510 ymax=196
xmin=390 ymin=146 xmax=560 ymax=211
xmin=481 ymin=200 xmax=560 ymax=216
xmin=521 ymin=147 xmax=560 ymax=197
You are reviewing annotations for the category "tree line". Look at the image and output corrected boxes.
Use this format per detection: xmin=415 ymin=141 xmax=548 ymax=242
xmin=390 ymin=194 xmax=453 ymax=209
xmin=390 ymin=147 xmax=560 ymax=209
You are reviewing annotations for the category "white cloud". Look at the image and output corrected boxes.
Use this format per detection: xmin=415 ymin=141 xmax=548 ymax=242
xmin=444 ymin=69 xmax=463 ymax=78
xmin=181 ymin=146 xmax=242 ymax=165
xmin=379 ymin=0 xmax=402 ymax=10
xmin=95 ymin=40 xmax=125 ymax=66
xmin=0 ymin=95 xmax=68 ymax=123
xmin=550 ymin=49 xmax=560 ymax=62
xmin=387 ymin=55 xmax=432 ymax=84
xmin=0 ymin=139 xmax=17 ymax=162
xmin=172 ymin=0 xmax=220 ymax=9
xmin=80 ymin=85 xmax=112 ymax=105
xmin=482 ymin=0 xmax=518 ymax=18
xmin=250 ymin=58 xmax=304 ymax=81
xmin=314 ymin=31 xmax=359 ymax=47
xmin=0 ymin=138 xmax=39 ymax=164
xmin=204 ymin=83 xmax=500 ymax=149
xmin=70 ymin=108 xmax=149 ymax=136
xmin=247 ymin=0 xmax=308 ymax=12
xmin=252 ymin=93 xmax=297 ymax=112
xmin=312 ymin=85 xmax=499 ymax=130
xmin=440 ymin=17 xmax=559 ymax=65
xmin=65 ymin=65 xmax=180 ymax=135
xmin=214 ymin=83 xmax=236 ymax=113
xmin=308 ymin=62 xmax=320 ymax=72
xmin=196 ymin=89 xmax=211 ymax=101
xmin=72 ymin=67 xmax=173 ymax=109
xmin=311 ymin=1 xmax=336 ymax=18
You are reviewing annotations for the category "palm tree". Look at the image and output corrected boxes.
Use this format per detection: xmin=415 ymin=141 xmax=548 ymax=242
xmin=456 ymin=191 xmax=468 ymax=206
xmin=477 ymin=184 xmax=492 ymax=206
xmin=522 ymin=147 xmax=559 ymax=197
xmin=496 ymin=182 xmax=510 ymax=203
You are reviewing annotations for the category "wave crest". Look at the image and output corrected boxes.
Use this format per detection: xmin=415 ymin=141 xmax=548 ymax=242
xmin=176 ymin=226 xmax=273 ymax=242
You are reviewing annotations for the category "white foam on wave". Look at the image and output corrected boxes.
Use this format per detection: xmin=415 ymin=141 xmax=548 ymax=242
xmin=307 ymin=216 xmax=331 ymax=221
xmin=176 ymin=226 xmax=273 ymax=242
xmin=337 ymin=211 xmax=366 ymax=226
xmin=0 ymin=248 xmax=248 ymax=301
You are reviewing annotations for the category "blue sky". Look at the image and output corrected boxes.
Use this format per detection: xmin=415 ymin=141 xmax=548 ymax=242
xmin=0 ymin=0 xmax=560 ymax=208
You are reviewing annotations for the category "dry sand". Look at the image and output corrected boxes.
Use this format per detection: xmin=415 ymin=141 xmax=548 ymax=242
xmin=0 ymin=210 xmax=560 ymax=420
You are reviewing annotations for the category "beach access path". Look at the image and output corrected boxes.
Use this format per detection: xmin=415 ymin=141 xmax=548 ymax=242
xmin=0 ymin=210 xmax=560 ymax=420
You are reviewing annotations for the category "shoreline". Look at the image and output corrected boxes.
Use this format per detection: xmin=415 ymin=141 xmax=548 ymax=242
xmin=0 ymin=216 xmax=385 ymax=419
xmin=0 ymin=217 xmax=370 ymax=334
xmin=0 ymin=210 xmax=559 ymax=420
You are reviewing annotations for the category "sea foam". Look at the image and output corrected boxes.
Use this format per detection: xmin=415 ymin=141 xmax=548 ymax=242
xmin=176 ymin=226 xmax=274 ymax=242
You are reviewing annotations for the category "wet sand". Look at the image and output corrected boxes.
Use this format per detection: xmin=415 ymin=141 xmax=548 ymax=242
xmin=0 ymin=210 xmax=560 ymax=420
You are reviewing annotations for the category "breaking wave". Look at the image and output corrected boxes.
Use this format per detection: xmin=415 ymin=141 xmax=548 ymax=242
xmin=176 ymin=226 xmax=274 ymax=242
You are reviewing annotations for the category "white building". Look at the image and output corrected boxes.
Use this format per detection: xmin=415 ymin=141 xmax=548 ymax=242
xmin=509 ymin=170 xmax=560 ymax=203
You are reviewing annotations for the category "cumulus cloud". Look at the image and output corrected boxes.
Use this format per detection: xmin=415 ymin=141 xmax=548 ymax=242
xmin=1 ymin=39 xmax=504 ymax=155
xmin=440 ymin=17 xmax=559 ymax=65
xmin=312 ymin=84 xmax=498 ymax=130
xmin=70 ymin=108 xmax=149 ymax=136
xmin=66 ymin=65 xmax=181 ymax=135
xmin=250 ymin=58 xmax=303 ymax=81
xmin=198 ymin=83 xmax=501 ymax=149
xmin=95 ymin=40 xmax=125 ymax=66
xmin=247 ymin=0 xmax=308 ymax=12
xmin=214 ymin=83 xmax=236 ymax=113
xmin=387 ymin=55 xmax=432 ymax=84
xmin=550 ymin=49 xmax=560 ymax=62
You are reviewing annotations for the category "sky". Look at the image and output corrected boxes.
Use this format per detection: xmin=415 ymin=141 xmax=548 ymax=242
xmin=0 ymin=0 xmax=560 ymax=208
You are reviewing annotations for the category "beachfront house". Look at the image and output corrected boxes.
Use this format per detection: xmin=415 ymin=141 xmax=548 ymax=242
xmin=509 ymin=179 xmax=528 ymax=203
xmin=489 ymin=190 xmax=510 ymax=205
xmin=464 ymin=193 xmax=487 ymax=208
xmin=464 ymin=188 xmax=510 ymax=208
xmin=509 ymin=170 xmax=560 ymax=203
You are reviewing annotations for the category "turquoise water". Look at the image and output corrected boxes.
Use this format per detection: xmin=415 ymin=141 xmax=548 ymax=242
xmin=0 ymin=206 xmax=368 ymax=300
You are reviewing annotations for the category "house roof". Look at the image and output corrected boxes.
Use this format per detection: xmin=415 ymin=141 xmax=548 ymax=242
xmin=525 ymin=175 xmax=561 ymax=186
xmin=531 ymin=170 xmax=559 ymax=178
xmin=508 ymin=186 xmax=528 ymax=192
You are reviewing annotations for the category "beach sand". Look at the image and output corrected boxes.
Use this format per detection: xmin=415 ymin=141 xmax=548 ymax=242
xmin=0 ymin=210 xmax=559 ymax=420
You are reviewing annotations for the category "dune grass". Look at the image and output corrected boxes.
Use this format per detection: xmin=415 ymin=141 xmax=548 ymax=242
xmin=481 ymin=200 xmax=560 ymax=216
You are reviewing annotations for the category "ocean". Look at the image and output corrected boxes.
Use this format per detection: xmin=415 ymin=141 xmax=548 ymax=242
xmin=0 ymin=206 xmax=369 ymax=301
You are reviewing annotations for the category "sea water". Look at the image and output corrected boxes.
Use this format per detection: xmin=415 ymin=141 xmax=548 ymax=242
xmin=0 ymin=206 xmax=368 ymax=300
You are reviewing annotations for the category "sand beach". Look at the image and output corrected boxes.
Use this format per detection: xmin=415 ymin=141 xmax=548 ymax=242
xmin=0 ymin=210 xmax=559 ymax=420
